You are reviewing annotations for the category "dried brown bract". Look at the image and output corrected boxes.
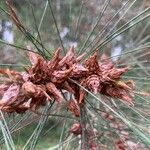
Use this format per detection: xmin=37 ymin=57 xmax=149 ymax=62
xmin=0 ymin=46 xmax=137 ymax=113
xmin=69 ymin=123 xmax=82 ymax=135
xmin=67 ymin=100 xmax=80 ymax=117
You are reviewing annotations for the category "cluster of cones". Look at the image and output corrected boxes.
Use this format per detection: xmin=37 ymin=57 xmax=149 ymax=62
xmin=0 ymin=46 xmax=134 ymax=114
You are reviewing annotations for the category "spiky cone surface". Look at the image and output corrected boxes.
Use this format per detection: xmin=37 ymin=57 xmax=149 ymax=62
xmin=0 ymin=46 xmax=135 ymax=114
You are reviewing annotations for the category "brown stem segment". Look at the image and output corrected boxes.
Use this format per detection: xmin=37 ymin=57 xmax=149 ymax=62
xmin=80 ymin=106 xmax=90 ymax=150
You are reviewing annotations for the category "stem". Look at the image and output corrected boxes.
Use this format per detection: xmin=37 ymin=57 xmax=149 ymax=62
xmin=80 ymin=106 xmax=89 ymax=150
